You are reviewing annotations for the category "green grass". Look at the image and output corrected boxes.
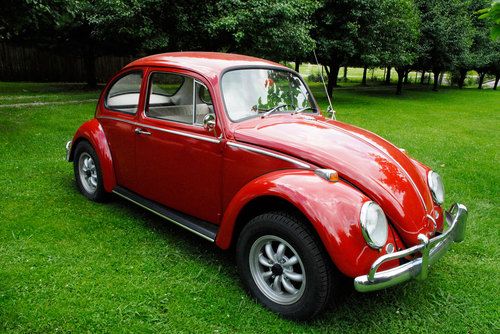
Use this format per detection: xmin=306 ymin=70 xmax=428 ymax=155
xmin=0 ymin=82 xmax=101 ymax=105
xmin=0 ymin=82 xmax=499 ymax=333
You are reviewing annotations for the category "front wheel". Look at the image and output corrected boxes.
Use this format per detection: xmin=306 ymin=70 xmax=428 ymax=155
xmin=73 ymin=141 xmax=107 ymax=202
xmin=236 ymin=212 xmax=336 ymax=320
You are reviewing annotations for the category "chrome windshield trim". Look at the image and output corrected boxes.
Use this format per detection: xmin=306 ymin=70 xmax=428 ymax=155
xmin=227 ymin=141 xmax=311 ymax=169
xmin=97 ymin=116 xmax=221 ymax=144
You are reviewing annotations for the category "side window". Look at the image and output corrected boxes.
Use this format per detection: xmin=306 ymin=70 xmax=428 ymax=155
xmin=146 ymin=72 xmax=214 ymax=125
xmin=106 ymin=72 xmax=143 ymax=114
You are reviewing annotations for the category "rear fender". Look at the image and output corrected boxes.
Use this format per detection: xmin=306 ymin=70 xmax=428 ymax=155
xmin=216 ymin=169 xmax=399 ymax=278
xmin=70 ymin=118 xmax=116 ymax=192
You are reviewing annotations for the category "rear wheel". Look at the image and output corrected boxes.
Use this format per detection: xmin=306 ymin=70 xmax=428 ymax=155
xmin=236 ymin=211 xmax=336 ymax=320
xmin=73 ymin=141 xmax=107 ymax=202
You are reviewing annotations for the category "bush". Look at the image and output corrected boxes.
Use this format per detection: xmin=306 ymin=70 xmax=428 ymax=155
xmin=307 ymin=73 xmax=323 ymax=83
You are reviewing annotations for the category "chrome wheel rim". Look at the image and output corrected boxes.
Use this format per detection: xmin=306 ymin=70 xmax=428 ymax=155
xmin=249 ymin=235 xmax=306 ymax=305
xmin=78 ymin=152 xmax=98 ymax=194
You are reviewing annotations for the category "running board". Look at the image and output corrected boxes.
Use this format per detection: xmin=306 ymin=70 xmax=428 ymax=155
xmin=112 ymin=186 xmax=218 ymax=242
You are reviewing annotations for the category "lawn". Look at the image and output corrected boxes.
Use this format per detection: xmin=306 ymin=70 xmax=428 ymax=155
xmin=0 ymin=82 xmax=498 ymax=333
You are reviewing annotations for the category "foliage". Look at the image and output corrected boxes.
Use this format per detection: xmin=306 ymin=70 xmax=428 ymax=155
xmin=454 ymin=0 xmax=499 ymax=88
xmin=478 ymin=0 xmax=500 ymax=39
xmin=1 ymin=0 xmax=500 ymax=92
xmin=414 ymin=0 xmax=473 ymax=90
xmin=209 ymin=0 xmax=319 ymax=61
xmin=312 ymin=0 xmax=374 ymax=95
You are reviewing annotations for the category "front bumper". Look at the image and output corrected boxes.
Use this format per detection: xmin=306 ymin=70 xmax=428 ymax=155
xmin=354 ymin=203 xmax=467 ymax=292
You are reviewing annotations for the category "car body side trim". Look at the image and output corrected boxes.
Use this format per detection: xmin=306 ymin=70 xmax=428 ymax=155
xmin=97 ymin=115 xmax=221 ymax=144
xmin=227 ymin=141 xmax=311 ymax=169
xmin=112 ymin=186 xmax=218 ymax=242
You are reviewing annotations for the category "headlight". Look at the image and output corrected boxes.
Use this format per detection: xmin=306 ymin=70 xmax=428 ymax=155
xmin=360 ymin=201 xmax=388 ymax=249
xmin=427 ymin=171 xmax=445 ymax=205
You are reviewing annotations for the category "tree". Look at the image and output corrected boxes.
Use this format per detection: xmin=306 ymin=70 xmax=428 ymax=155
xmin=487 ymin=41 xmax=500 ymax=89
xmin=454 ymin=0 xmax=498 ymax=89
xmin=313 ymin=0 xmax=375 ymax=96
xmin=377 ymin=0 xmax=420 ymax=95
xmin=209 ymin=0 xmax=319 ymax=62
xmin=415 ymin=0 xmax=473 ymax=91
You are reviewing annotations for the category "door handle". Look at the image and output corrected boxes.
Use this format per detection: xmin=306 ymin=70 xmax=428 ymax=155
xmin=134 ymin=128 xmax=151 ymax=136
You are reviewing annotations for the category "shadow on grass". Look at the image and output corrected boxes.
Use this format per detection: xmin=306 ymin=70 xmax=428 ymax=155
xmin=100 ymin=189 xmax=442 ymax=329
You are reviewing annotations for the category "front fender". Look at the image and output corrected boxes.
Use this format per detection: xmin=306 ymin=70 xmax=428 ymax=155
xmin=70 ymin=118 xmax=116 ymax=192
xmin=216 ymin=169 xmax=399 ymax=278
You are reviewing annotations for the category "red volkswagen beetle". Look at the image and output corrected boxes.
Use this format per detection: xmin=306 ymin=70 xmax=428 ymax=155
xmin=66 ymin=52 xmax=467 ymax=319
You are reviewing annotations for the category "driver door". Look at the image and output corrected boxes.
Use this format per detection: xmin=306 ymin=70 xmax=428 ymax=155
xmin=135 ymin=69 xmax=222 ymax=224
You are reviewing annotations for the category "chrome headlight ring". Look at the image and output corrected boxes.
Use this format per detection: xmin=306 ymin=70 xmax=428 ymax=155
xmin=360 ymin=201 xmax=389 ymax=249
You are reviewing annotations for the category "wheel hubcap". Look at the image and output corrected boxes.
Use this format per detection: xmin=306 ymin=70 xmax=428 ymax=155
xmin=249 ymin=235 xmax=306 ymax=305
xmin=78 ymin=153 xmax=98 ymax=194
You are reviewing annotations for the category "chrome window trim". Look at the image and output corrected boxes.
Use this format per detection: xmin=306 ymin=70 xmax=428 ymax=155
xmin=219 ymin=66 xmax=319 ymax=123
xmin=104 ymin=70 xmax=144 ymax=115
xmin=227 ymin=141 xmax=311 ymax=169
xmin=143 ymin=71 xmax=214 ymax=129
xmin=97 ymin=116 xmax=221 ymax=144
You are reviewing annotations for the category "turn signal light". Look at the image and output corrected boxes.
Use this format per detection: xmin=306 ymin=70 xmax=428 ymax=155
xmin=315 ymin=169 xmax=339 ymax=182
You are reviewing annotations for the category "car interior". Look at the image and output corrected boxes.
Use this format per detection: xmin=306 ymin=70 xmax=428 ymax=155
xmin=106 ymin=72 xmax=214 ymax=125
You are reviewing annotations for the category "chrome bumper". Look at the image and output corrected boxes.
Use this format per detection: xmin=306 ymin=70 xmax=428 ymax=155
xmin=354 ymin=203 xmax=467 ymax=292
xmin=65 ymin=140 xmax=72 ymax=161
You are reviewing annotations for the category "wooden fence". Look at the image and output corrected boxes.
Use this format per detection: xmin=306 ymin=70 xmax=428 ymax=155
xmin=0 ymin=43 xmax=136 ymax=83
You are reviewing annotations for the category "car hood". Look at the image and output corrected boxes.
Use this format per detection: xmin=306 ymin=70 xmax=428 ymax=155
xmin=233 ymin=114 xmax=436 ymax=246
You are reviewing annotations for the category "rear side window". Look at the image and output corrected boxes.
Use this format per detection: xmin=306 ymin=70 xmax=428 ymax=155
xmin=106 ymin=72 xmax=143 ymax=114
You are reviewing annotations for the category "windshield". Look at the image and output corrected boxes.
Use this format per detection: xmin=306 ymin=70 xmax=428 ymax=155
xmin=221 ymin=68 xmax=316 ymax=122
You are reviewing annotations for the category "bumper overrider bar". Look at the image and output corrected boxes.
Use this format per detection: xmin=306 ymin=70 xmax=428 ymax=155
xmin=65 ymin=141 xmax=72 ymax=162
xmin=354 ymin=203 xmax=467 ymax=292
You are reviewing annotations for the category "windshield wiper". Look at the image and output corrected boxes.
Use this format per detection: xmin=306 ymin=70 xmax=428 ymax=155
xmin=293 ymin=106 xmax=317 ymax=114
xmin=261 ymin=104 xmax=294 ymax=118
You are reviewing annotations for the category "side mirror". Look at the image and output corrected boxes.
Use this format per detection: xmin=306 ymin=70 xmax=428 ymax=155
xmin=203 ymin=113 xmax=216 ymax=131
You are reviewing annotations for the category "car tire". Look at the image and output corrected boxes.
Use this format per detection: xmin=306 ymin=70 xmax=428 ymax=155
xmin=73 ymin=141 xmax=107 ymax=202
xmin=236 ymin=211 xmax=336 ymax=320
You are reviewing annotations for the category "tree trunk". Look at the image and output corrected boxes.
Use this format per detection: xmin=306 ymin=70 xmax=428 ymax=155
xmin=439 ymin=72 xmax=444 ymax=85
xmin=427 ymin=74 xmax=431 ymax=85
xmin=432 ymin=71 xmax=440 ymax=91
xmin=494 ymin=74 xmax=499 ymax=90
xmin=403 ymin=70 xmax=409 ymax=84
xmin=385 ymin=66 xmax=392 ymax=85
xmin=327 ymin=64 xmax=340 ymax=98
xmin=420 ymin=70 xmax=426 ymax=84
xmin=83 ymin=46 xmax=97 ymax=88
xmin=343 ymin=66 xmax=347 ymax=81
xmin=458 ymin=69 xmax=467 ymax=89
xmin=478 ymin=72 xmax=485 ymax=89
xmin=361 ymin=65 xmax=368 ymax=86
xmin=294 ymin=60 xmax=300 ymax=73
xmin=396 ymin=68 xmax=405 ymax=95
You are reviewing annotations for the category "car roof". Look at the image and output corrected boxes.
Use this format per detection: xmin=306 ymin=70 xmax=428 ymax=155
xmin=124 ymin=52 xmax=287 ymax=77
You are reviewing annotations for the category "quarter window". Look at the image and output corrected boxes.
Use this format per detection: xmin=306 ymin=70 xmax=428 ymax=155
xmin=106 ymin=72 xmax=143 ymax=114
xmin=146 ymin=72 xmax=214 ymax=125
